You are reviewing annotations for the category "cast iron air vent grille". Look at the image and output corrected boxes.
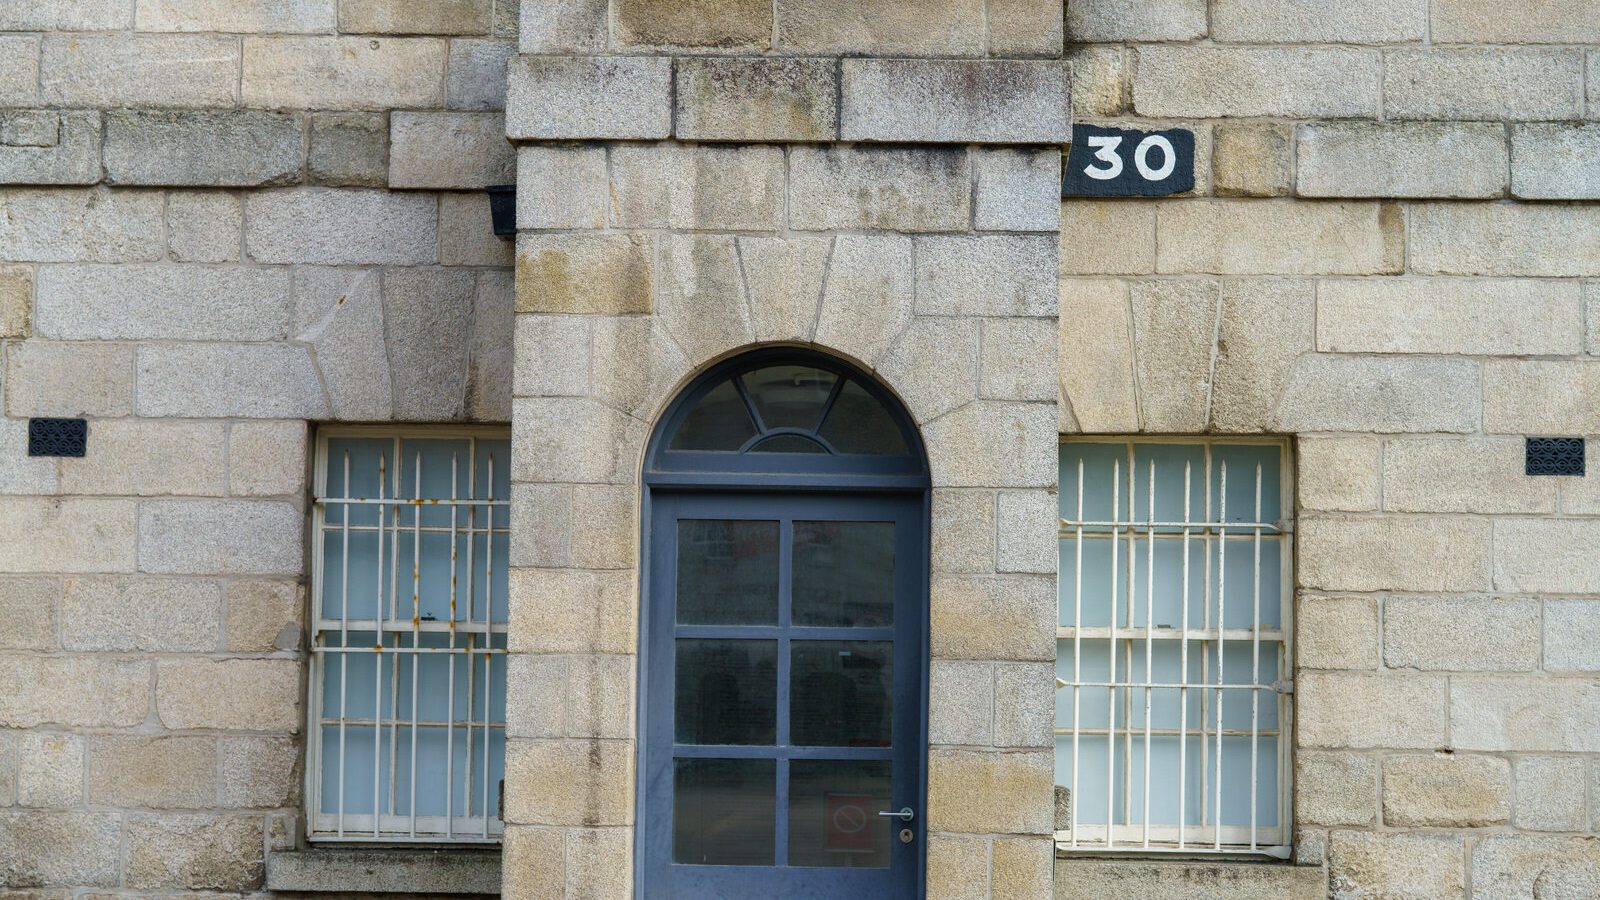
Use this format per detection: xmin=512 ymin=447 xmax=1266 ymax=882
xmin=28 ymin=418 xmax=87 ymax=457
xmin=1526 ymin=437 xmax=1584 ymax=476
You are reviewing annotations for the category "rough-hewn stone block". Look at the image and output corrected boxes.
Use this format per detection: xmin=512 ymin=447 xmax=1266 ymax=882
xmin=611 ymin=144 xmax=783 ymax=231
xmin=1213 ymin=124 xmax=1291 ymax=197
xmin=86 ymin=735 xmax=216 ymax=809
xmin=1209 ymin=278 xmax=1314 ymax=433
xmin=1318 ymin=277 xmax=1580 ymax=356
xmin=441 ymin=192 xmax=514 ymax=266
xmin=654 ymin=234 xmax=754 ymax=365
xmin=0 ymin=188 xmax=164 ymax=263
xmin=1452 ymin=676 xmax=1600 ymax=752
xmin=229 ymin=421 xmax=308 ymax=498
xmin=136 ymin=343 xmax=328 ymax=418
xmin=915 ymin=236 xmax=1056 ymax=318
xmin=218 ymin=736 xmax=297 ymax=808
xmin=517 ymin=0 xmax=605 ymax=52
xmin=1277 ymin=356 xmax=1478 ymax=434
xmin=1134 ymin=47 xmax=1380 ymax=118
xmin=138 ymin=500 xmax=304 ymax=575
xmin=5 ymin=341 xmax=133 ymax=418
xmin=382 ymin=267 xmax=474 ymax=420
xmin=448 ymin=38 xmax=514 ymax=110
xmin=741 ymin=236 xmax=829 ymax=346
xmin=879 ymin=318 xmax=980 ymax=426
xmin=339 ymin=0 xmax=490 ymax=34
xmin=1473 ymin=834 xmax=1600 ymax=899
xmin=927 ymin=749 xmax=1052 ymax=833
xmin=503 ymin=739 xmax=634 ymax=826
xmin=1514 ymin=758 xmax=1586 ymax=832
xmin=775 ymin=0 xmax=984 ymax=55
xmin=42 ymin=34 xmax=237 ymax=107
xmin=515 ymin=145 xmax=605 ymax=229
xmin=1414 ymin=201 xmax=1600 ymax=277
xmin=1483 ymin=360 xmax=1600 ymax=434
xmin=506 ymin=654 xmax=633 ymax=740
xmin=511 ymin=396 xmax=642 ymax=485
xmin=1297 ymin=123 xmax=1506 ymax=198
xmin=1512 ymin=124 xmax=1600 ymax=200
xmin=135 ymin=0 xmax=334 ymax=32
xmin=989 ymin=0 xmax=1063 ymax=56
xmin=841 ymin=59 xmax=1070 ymax=144
xmin=36 ymin=265 xmax=290 ymax=341
xmin=1059 ymin=279 xmax=1137 ymax=433
xmin=675 ymin=57 xmax=837 ymax=142
xmin=1296 ymin=751 xmax=1376 ymax=826
xmin=0 ymin=497 xmax=136 ymax=574
xmin=1545 ymin=599 xmax=1600 ymax=673
xmin=246 ymin=188 xmax=437 ymax=265
xmin=515 ymin=233 xmax=653 ymax=315
xmin=155 ymin=658 xmax=300 ymax=731
xmin=0 ymin=811 xmax=120 ymax=888
xmin=16 ymin=732 xmax=83 ymax=807
xmin=0 ymin=112 xmax=100 ymax=186
xmin=789 ymin=146 xmax=970 ymax=232
xmin=992 ymin=662 xmax=1053 ymax=749
xmin=1067 ymin=47 xmax=1125 ymax=118
xmin=1329 ymin=832 xmax=1465 ymax=900
xmin=0 ymin=578 xmax=58 ymax=650
xmin=974 ymin=149 xmax=1061 ymax=232
xmin=125 ymin=814 xmax=264 ymax=891
xmin=1067 ymin=0 xmax=1204 ymax=41
xmin=1157 ymin=200 xmax=1401 ymax=276
xmin=1299 ymin=671 xmax=1446 ymax=749
xmin=167 ymin=191 xmax=242 ymax=262
xmin=1 ymin=0 xmax=131 ymax=29
xmin=291 ymin=266 xmax=389 ymax=420
xmin=507 ymin=567 xmax=635 ymax=654
xmin=61 ymin=576 xmax=220 ymax=652
xmin=1433 ymin=0 xmax=1600 ymax=42
xmin=0 ymin=264 xmax=30 ymax=338
xmin=104 ymin=110 xmax=302 ymax=187
xmin=1385 ymin=595 xmax=1539 ymax=672
xmin=615 ymin=0 xmax=770 ymax=48
xmin=0 ymin=420 xmax=55 ymax=495
xmin=1126 ymin=279 xmax=1215 ymax=432
xmin=1056 ymin=859 xmax=1326 ymax=898
xmin=506 ymin=55 xmax=671 ymax=140
xmin=1297 ymin=594 xmax=1378 ymax=669
xmin=390 ymin=111 xmax=513 ymax=190
xmin=930 ymin=574 xmax=1054 ymax=661
xmin=982 ymin=320 xmax=1057 ymax=406
xmin=1385 ymin=48 xmax=1582 ymax=121
xmin=57 ymin=420 xmax=225 ymax=497
xmin=243 ymin=36 xmax=445 ymax=109
xmin=926 ymin=402 xmax=1057 ymax=489
xmin=307 ymin=112 xmax=388 ymax=188
xmin=1383 ymin=437 xmax=1557 ymax=514
xmin=1060 ymin=201 xmax=1154 ymax=275
xmin=929 ymin=660 xmax=993 ymax=745
xmin=1299 ymin=515 xmax=1490 ymax=592
xmin=224 ymin=580 xmax=301 ymax=653
xmin=0 ymin=655 xmax=148 ymax=726
xmin=1493 ymin=518 xmax=1600 ymax=594
xmin=1214 ymin=0 xmax=1425 ymax=42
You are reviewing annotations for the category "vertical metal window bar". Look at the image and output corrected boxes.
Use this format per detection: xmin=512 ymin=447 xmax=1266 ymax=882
xmin=1057 ymin=440 xmax=1292 ymax=858
xmin=307 ymin=431 xmax=509 ymax=843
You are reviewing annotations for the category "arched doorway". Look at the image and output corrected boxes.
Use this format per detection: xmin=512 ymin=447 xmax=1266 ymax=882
xmin=638 ymin=349 xmax=931 ymax=899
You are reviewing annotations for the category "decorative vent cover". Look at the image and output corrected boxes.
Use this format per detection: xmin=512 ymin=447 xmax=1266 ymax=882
xmin=28 ymin=418 xmax=87 ymax=457
xmin=1526 ymin=437 xmax=1584 ymax=476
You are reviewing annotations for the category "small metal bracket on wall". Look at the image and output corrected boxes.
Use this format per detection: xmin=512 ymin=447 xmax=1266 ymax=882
xmin=485 ymin=184 xmax=515 ymax=238
xmin=1526 ymin=437 xmax=1584 ymax=476
xmin=28 ymin=417 xmax=87 ymax=457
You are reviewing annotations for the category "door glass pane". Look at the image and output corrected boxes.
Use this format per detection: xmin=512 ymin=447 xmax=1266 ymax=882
xmin=790 ymin=641 xmax=892 ymax=747
xmin=670 ymin=379 xmax=757 ymax=451
xmin=676 ymin=639 xmax=777 ymax=745
xmin=787 ymin=760 xmax=892 ymax=868
xmin=677 ymin=520 xmax=779 ymax=625
xmin=742 ymin=366 xmax=838 ymax=431
xmin=817 ymin=380 xmax=909 ymax=456
xmin=674 ymin=758 xmax=776 ymax=865
xmin=792 ymin=521 xmax=895 ymax=627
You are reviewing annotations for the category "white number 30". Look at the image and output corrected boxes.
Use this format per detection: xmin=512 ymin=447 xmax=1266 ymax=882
xmin=1082 ymin=134 xmax=1177 ymax=183
xmin=1083 ymin=135 xmax=1123 ymax=180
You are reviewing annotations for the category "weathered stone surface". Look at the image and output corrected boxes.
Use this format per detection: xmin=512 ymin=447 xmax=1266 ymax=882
xmin=1512 ymin=124 xmax=1600 ymax=200
xmin=841 ymin=59 xmax=1070 ymax=144
xmin=138 ymin=500 xmax=304 ymax=575
xmin=0 ymin=579 xmax=58 ymax=650
xmin=1385 ymin=48 xmax=1582 ymax=121
xmin=1473 ymin=835 xmax=1600 ymax=900
xmin=775 ymin=0 xmax=984 ymax=54
xmin=990 ymin=837 xmax=1052 ymax=898
xmin=1384 ymin=753 xmax=1509 ymax=828
xmin=135 ymin=0 xmax=332 ymax=31
xmin=930 ymin=574 xmax=1054 ymax=661
xmin=125 ymin=815 xmax=263 ymax=891
xmin=514 ymin=314 xmax=591 ymax=399
xmin=740 ymin=236 xmax=828 ymax=345
xmin=1452 ymin=676 xmax=1600 ymax=752
xmin=988 ymin=0 xmax=1062 ymax=55
xmin=246 ymin=188 xmax=437 ymax=265
xmin=390 ymin=111 xmax=514 ymax=189
xmin=16 ymin=733 xmax=83 ymax=807
xmin=1298 ymin=123 xmax=1506 ymax=199
xmin=992 ymin=662 xmax=1053 ymax=749
xmin=507 ymin=567 xmax=635 ymax=654
xmin=468 ymin=270 xmax=514 ymax=421
xmin=506 ymin=654 xmax=633 ymax=739
xmin=242 ymin=36 xmax=445 ymax=109
xmin=229 ymin=421 xmax=308 ymax=498
xmin=1412 ymin=203 xmax=1600 ymax=276
xmin=516 ymin=145 xmax=606 ymax=230
xmin=1059 ymin=279 xmax=1137 ymax=433
xmin=1328 ymin=831 xmax=1465 ymax=900
xmin=615 ymin=0 xmax=769 ymax=48
xmin=1067 ymin=47 xmax=1125 ymax=118
xmin=1 ymin=0 xmax=130 ymax=29
xmin=511 ymin=397 xmax=640 ymax=485
xmin=1213 ymin=0 xmax=1426 ymax=42
xmin=611 ymin=144 xmax=783 ymax=231
xmin=930 ymin=489 xmax=995 ymax=576
xmin=1060 ymin=202 xmax=1153 ymax=275
xmin=1296 ymin=751 xmax=1376 ymax=826
xmin=973 ymin=149 xmax=1060 ymax=232
xmin=167 ymin=191 xmax=241 ymax=262
xmin=1277 ymin=355 xmax=1479 ymax=434
xmin=1134 ymin=47 xmax=1380 ymax=118
xmin=565 ymin=827 xmax=631 ymax=898
xmin=1067 ymin=0 xmax=1204 ymax=40
xmin=1127 ymin=279 xmax=1215 ymax=432
xmin=1056 ymin=859 xmax=1326 ymax=899
xmin=1545 ymin=600 xmax=1600 ymax=672
xmin=916 ymin=235 xmax=1055 ymax=320
xmin=0 ymin=498 xmax=136 ymax=574
xmin=1297 ymin=594 xmax=1379 ymax=669
xmin=1319 ymin=277 xmax=1579 ymax=356
xmin=0 ymin=188 xmax=164 ymax=263
xmin=293 ymin=267 xmax=390 ymax=420
xmin=0 ymin=419 xmax=56 ymax=495
xmin=1383 ymin=438 xmax=1557 ymax=515
xmin=926 ymin=402 xmax=1056 ymax=489
xmin=448 ymin=38 xmax=514 ymax=110
xmin=0 ymin=811 xmax=120 ymax=888
xmin=1493 ymin=518 xmax=1600 ymax=594
xmin=155 ymin=658 xmax=300 ymax=732
xmin=0 ymin=112 xmax=100 ymax=186
xmin=815 ymin=234 xmax=913 ymax=367
xmin=675 ymin=57 xmax=837 ymax=142
xmin=1433 ymin=0 xmax=1600 ymax=42
xmin=503 ymin=739 xmax=634 ymax=826
xmin=877 ymin=318 xmax=979 ymax=426
xmin=789 ymin=146 xmax=970 ymax=232
xmin=507 ymin=55 xmax=671 ymax=140
xmin=1514 ymin=757 xmax=1586 ymax=832
xmin=5 ymin=341 xmax=133 ymax=417
xmin=0 ymin=264 xmax=28 ymax=338
xmin=930 ymin=660 xmax=993 ymax=745
xmin=1298 ymin=671 xmax=1447 ymax=749
xmin=137 ymin=343 xmax=328 ymax=418
xmin=1208 ymin=278 xmax=1314 ymax=432
xmin=307 ymin=112 xmax=388 ymax=188
xmin=0 ymin=656 xmax=147 ymax=727
xmin=441 ymin=191 xmax=514 ymax=266
xmin=1213 ymin=124 xmax=1291 ymax=197
xmin=86 ymin=735 xmax=215 ymax=809
xmin=927 ymin=749 xmax=1052 ymax=833
xmin=338 ymin=0 xmax=490 ymax=34
xmin=1158 ymin=200 xmax=1401 ymax=276
xmin=104 ymin=110 xmax=301 ymax=187
xmin=516 ymin=233 xmax=653 ymax=315
xmin=981 ymin=319 xmax=1055 ymax=406
xmin=1484 ymin=361 xmax=1600 ymax=434
xmin=928 ymin=834 xmax=988 ymax=900
xmin=517 ymin=0 xmax=605 ymax=51
xmin=60 ymin=576 xmax=221 ymax=651
xmin=654 ymin=234 xmax=754 ymax=365
xmin=503 ymin=826 xmax=566 ymax=898
xmin=382 ymin=267 xmax=474 ymax=420
xmin=218 ymin=736 xmax=297 ymax=808
xmin=1300 ymin=515 xmax=1489 ymax=592
xmin=224 ymin=580 xmax=301 ymax=653
xmin=42 ymin=34 xmax=237 ymax=107
xmin=36 ymin=265 xmax=290 ymax=341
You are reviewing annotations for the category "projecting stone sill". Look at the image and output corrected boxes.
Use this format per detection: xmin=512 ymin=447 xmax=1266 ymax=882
xmin=266 ymin=848 xmax=501 ymax=895
xmin=1055 ymin=857 xmax=1325 ymax=898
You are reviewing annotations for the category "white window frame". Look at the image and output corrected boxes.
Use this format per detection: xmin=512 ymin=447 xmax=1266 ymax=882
xmin=1056 ymin=436 xmax=1294 ymax=859
xmin=305 ymin=425 xmax=510 ymax=844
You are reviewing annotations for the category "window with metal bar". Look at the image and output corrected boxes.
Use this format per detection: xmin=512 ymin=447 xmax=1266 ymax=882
xmin=1056 ymin=439 xmax=1293 ymax=858
xmin=308 ymin=428 xmax=509 ymax=843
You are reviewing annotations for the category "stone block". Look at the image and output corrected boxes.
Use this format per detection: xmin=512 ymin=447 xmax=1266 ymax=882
xmin=1545 ymin=600 xmax=1600 ymax=672
xmin=1059 ymin=279 xmax=1136 ymax=433
xmin=1157 ymin=200 xmax=1401 ymax=276
xmin=60 ymin=576 xmax=222 ymax=652
xmin=1 ymin=0 xmax=130 ymax=29
xmin=565 ymin=827 xmax=631 ymax=898
xmin=516 ymin=145 xmax=606 ymax=230
xmin=1213 ymin=124 xmax=1291 ymax=197
xmin=518 ymin=0 xmax=606 ymax=51
xmin=1067 ymin=49 xmax=1124 ymax=120
xmin=0 ymin=419 xmax=54 ymax=495
xmin=0 ymin=497 xmax=136 ymax=574
xmin=242 ymin=36 xmax=446 ymax=109
xmin=86 ymin=735 xmax=215 ymax=809
xmin=1383 ymin=437 xmax=1557 ymax=514
xmin=16 ymin=733 xmax=83 ymax=807
xmin=615 ymin=0 xmax=770 ymax=48
xmin=974 ymin=149 xmax=1060 ymax=232
xmin=1296 ymin=751 xmax=1376 ymax=826
xmin=505 ymin=653 xmax=633 ymax=739
xmin=246 ymin=188 xmax=437 ymax=265
xmin=814 ymin=234 xmax=913 ymax=367
xmin=225 ymin=580 xmax=302 ymax=653
xmin=915 ymin=236 xmax=1056 ymax=319
xmin=1209 ymin=278 xmax=1314 ymax=432
xmin=0 ymin=188 xmax=165 ymax=263
xmin=927 ymin=749 xmax=1052 ymax=834
xmin=789 ymin=146 xmax=970 ymax=232
xmin=1515 ymin=757 xmax=1586 ymax=832
xmin=1319 ymin=277 xmax=1579 ymax=356
xmin=36 ymin=264 xmax=290 ymax=341
xmin=167 ymin=191 xmax=242 ymax=263
xmin=982 ymin=319 xmax=1056 ymax=407
xmin=229 ymin=421 xmax=308 ymax=498
xmin=218 ymin=736 xmax=298 ymax=808
xmin=506 ymin=55 xmax=671 ymax=140
xmin=1452 ymin=676 xmax=1600 ymax=752
xmin=138 ymin=499 xmax=304 ymax=575
xmin=448 ymin=38 xmax=514 ymax=110
xmin=293 ymin=267 xmax=391 ymax=420
xmin=516 ymin=234 xmax=653 ymax=315
xmin=155 ymin=658 xmax=300 ymax=732
xmin=382 ymin=267 xmax=474 ymax=420
xmin=928 ymin=833 xmax=989 ymax=900
xmin=1484 ymin=361 xmax=1600 ymax=434
xmin=136 ymin=343 xmax=328 ymax=418
xmin=1055 ymin=859 xmax=1327 ymax=898
xmin=1384 ymin=753 xmax=1509 ymax=828
xmin=1134 ymin=47 xmax=1380 ymax=118
xmin=925 ymin=402 xmax=1057 ymax=489
xmin=104 ymin=110 xmax=302 ymax=187
xmin=502 ymin=739 xmax=633 ymax=826
xmin=1493 ymin=518 xmax=1600 ymax=594
xmin=1328 ymin=832 xmax=1465 ymax=900
xmin=1297 ymin=594 xmax=1378 ymax=669
xmin=1300 ymin=515 xmax=1489 ymax=592
xmin=135 ymin=0 xmax=333 ymax=31
xmin=125 ymin=814 xmax=263 ymax=891
xmin=5 ymin=341 xmax=133 ymax=418
xmin=675 ymin=57 xmax=837 ymax=142
xmin=0 ymin=579 xmax=58 ymax=650
xmin=570 ymin=484 xmax=638 ymax=571
xmin=1433 ymin=0 xmax=1600 ymax=42
xmin=441 ymin=192 xmax=514 ymax=266
xmin=1512 ymin=124 xmax=1600 ymax=200
xmin=507 ymin=568 xmax=635 ymax=654
xmin=1297 ymin=671 xmax=1447 ymax=749
xmin=512 ymin=396 xmax=641 ymax=485
xmin=1297 ymin=123 xmax=1506 ymax=199
xmin=1276 ymin=356 xmax=1479 ymax=434
xmin=503 ymin=826 xmax=566 ymax=898
xmin=930 ymin=660 xmax=993 ymax=745
xmin=42 ymin=34 xmax=237 ymax=106
xmin=390 ymin=111 xmax=514 ymax=190
xmin=878 ymin=318 xmax=980 ymax=426
xmin=1068 ymin=0 xmax=1204 ymax=40
xmin=0 ymin=811 xmax=120 ymax=888
xmin=1215 ymin=0 xmax=1427 ymax=41
xmin=1126 ymin=279 xmax=1216 ymax=432
xmin=774 ymin=0 xmax=985 ymax=55
xmin=0 ymin=112 xmax=100 ymax=186
xmin=1473 ymin=834 xmax=1600 ymax=899
xmin=841 ymin=59 xmax=1070 ymax=144
xmin=991 ymin=836 xmax=1053 ymax=898
xmin=1412 ymin=202 xmax=1600 ymax=277
xmin=0 ymin=656 xmax=148 ymax=727
xmin=611 ymin=143 xmax=783 ymax=231
xmin=513 ymin=314 xmax=591 ymax=398
xmin=654 ymin=234 xmax=755 ymax=365
xmin=930 ymin=489 xmax=995 ymax=577
xmin=508 ymin=484 xmax=571 ymax=567
xmin=990 ymin=0 xmax=1064 ymax=56
xmin=0 ymin=264 xmax=28 ymax=338
xmin=930 ymin=574 xmax=1054 ymax=661
xmin=339 ymin=0 xmax=490 ymax=34
xmin=468 ymin=271 xmax=513 ymax=423
xmin=740 ymin=236 xmax=829 ymax=345
xmin=992 ymin=662 xmax=1053 ymax=749
xmin=307 ymin=112 xmax=388 ymax=188
xmin=1060 ymin=203 xmax=1153 ymax=277
xmin=1385 ymin=48 xmax=1582 ymax=121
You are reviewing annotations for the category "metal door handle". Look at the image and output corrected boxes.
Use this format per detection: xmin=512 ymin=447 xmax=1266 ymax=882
xmin=877 ymin=807 xmax=915 ymax=822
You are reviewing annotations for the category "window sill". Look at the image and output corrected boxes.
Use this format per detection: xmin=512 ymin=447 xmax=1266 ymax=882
xmin=1054 ymin=857 xmax=1324 ymax=899
xmin=266 ymin=848 xmax=501 ymax=895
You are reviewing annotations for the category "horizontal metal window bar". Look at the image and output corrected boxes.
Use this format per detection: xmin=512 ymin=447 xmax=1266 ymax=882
xmin=316 ymin=717 xmax=506 ymax=730
xmin=1056 ymin=727 xmax=1281 ymax=739
xmin=314 ymin=645 xmax=508 ymax=656
xmin=1062 ymin=681 xmax=1281 ymax=692
xmin=1058 ymin=627 xmax=1285 ymax=642
xmin=318 ymin=524 xmax=509 ymax=537
xmin=1059 ymin=519 xmax=1285 ymax=531
xmin=320 ymin=497 xmax=512 ymax=508
xmin=315 ymin=619 xmax=507 ymax=634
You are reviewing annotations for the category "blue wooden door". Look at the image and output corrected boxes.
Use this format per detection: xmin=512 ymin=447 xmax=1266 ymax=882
xmin=641 ymin=491 xmax=926 ymax=899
